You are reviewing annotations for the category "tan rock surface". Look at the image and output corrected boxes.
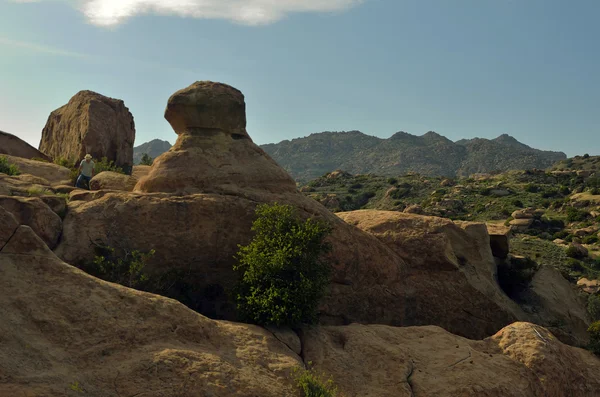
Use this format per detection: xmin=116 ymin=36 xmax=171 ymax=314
xmin=303 ymin=322 xmax=600 ymax=397
xmin=1 ymin=155 xmax=71 ymax=185
xmin=0 ymin=130 xmax=50 ymax=160
xmin=526 ymin=265 xmax=590 ymax=346
xmin=4 ymin=225 xmax=600 ymax=396
xmin=577 ymin=278 xmax=600 ymax=294
xmin=0 ymin=196 xmax=62 ymax=249
xmin=132 ymin=164 xmax=151 ymax=180
xmin=39 ymin=90 xmax=135 ymax=171
xmin=0 ymin=206 xmax=19 ymax=248
xmin=90 ymin=171 xmax=138 ymax=191
xmin=0 ymin=225 xmax=302 ymax=397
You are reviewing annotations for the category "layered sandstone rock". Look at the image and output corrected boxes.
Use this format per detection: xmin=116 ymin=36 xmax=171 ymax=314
xmin=39 ymin=90 xmax=135 ymax=172
xmin=2 ymin=226 xmax=600 ymax=396
xmin=0 ymin=130 xmax=50 ymax=160
xmin=134 ymin=81 xmax=296 ymax=196
xmin=89 ymin=171 xmax=137 ymax=191
xmin=0 ymin=196 xmax=62 ymax=249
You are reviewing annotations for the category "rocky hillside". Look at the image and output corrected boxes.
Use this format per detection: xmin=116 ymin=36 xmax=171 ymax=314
xmin=261 ymin=131 xmax=567 ymax=182
xmin=0 ymin=130 xmax=50 ymax=161
xmin=133 ymin=138 xmax=172 ymax=164
xmin=1 ymin=81 xmax=599 ymax=396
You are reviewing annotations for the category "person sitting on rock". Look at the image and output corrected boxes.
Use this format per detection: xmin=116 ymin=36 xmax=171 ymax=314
xmin=76 ymin=154 xmax=95 ymax=189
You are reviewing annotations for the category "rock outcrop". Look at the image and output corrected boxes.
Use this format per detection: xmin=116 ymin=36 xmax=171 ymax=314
xmin=0 ymin=130 xmax=50 ymax=160
xmin=0 ymin=155 xmax=71 ymax=186
xmin=39 ymin=90 xmax=135 ymax=172
xmin=134 ymin=81 xmax=297 ymax=196
xmin=2 ymin=223 xmax=600 ymax=396
xmin=89 ymin=171 xmax=137 ymax=191
xmin=0 ymin=196 xmax=62 ymax=249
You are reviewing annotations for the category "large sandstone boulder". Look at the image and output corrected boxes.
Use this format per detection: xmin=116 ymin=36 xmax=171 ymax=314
xmin=39 ymin=90 xmax=135 ymax=172
xmin=3 ymin=223 xmax=600 ymax=396
xmin=134 ymin=81 xmax=296 ymax=196
xmin=0 ymin=130 xmax=50 ymax=160
xmin=0 ymin=196 xmax=62 ymax=249
xmin=89 ymin=171 xmax=137 ymax=191
xmin=487 ymin=223 xmax=512 ymax=259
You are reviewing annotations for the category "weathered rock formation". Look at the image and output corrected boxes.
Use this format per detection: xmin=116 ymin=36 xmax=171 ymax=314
xmin=0 ymin=196 xmax=62 ymax=249
xmin=134 ymin=82 xmax=296 ymax=196
xmin=38 ymin=90 xmax=135 ymax=172
xmin=0 ymin=130 xmax=50 ymax=160
xmin=1 ymin=220 xmax=599 ymax=396
xmin=0 ymin=155 xmax=71 ymax=186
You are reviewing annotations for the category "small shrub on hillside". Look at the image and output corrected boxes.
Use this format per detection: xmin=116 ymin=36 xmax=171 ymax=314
xmin=234 ymin=203 xmax=332 ymax=327
xmin=26 ymin=186 xmax=53 ymax=196
xmin=559 ymin=186 xmax=571 ymax=195
xmin=553 ymin=230 xmax=569 ymax=240
xmin=349 ymin=183 xmax=363 ymax=189
xmin=88 ymin=245 xmax=155 ymax=288
xmin=512 ymin=199 xmax=524 ymax=208
xmin=566 ymin=246 xmax=587 ymax=260
xmin=565 ymin=258 xmax=585 ymax=272
xmin=95 ymin=157 xmax=124 ymax=174
xmin=588 ymin=295 xmax=600 ymax=322
xmin=140 ymin=153 xmax=154 ymax=166
xmin=386 ymin=177 xmax=398 ymax=185
xmin=583 ymin=235 xmax=599 ymax=245
xmin=566 ymin=207 xmax=589 ymax=223
xmin=0 ymin=156 xmax=20 ymax=176
xmin=588 ymin=321 xmax=600 ymax=355
xmin=525 ymin=183 xmax=540 ymax=193
xmin=294 ymin=366 xmax=338 ymax=397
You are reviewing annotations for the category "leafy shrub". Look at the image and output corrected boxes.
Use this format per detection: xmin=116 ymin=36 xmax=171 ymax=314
xmin=566 ymin=246 xmax=587 ymax=259
xmin=588 ymin=295 xmax=600 ymax=322
xmin=349 ymin=183 xmax=363 ymax=189
xmin=26 ymin=186 xmax=53 ymax=196
xmin=95 ymin=157 xmax=124 ymax=174
xmin=565 ymin=258 xmax=584 ymax=271
xmin=525 ymin=183 xmax=540 ymax=193
xmin=294 ymin=366 xmax=338 ymax=397
xmin=566 ymin=207 xmax=589 ymax=223
xmin=88 ymin=245 xmax=155 ymax=288
xmin=584 ymin=153 xmax=590 ymax=159
xmin=512 ymin=199 xmax=524 ymax=208
xmin=559 ymin=186 xmax=571 ymax=195
xmin=386 ymin=177 xmax=398 ymax=185
xmin=140 ymin=153 xmax=153 ymax=166
xmin=588 ymin=321 xmax=600 ymax=355
xmin=583 ymin=235 xmax=599 ymax=245
xmin=234 ymin=203 xmax=332 ymax=327
xmin=553 ymin=230 xmax=569 ymax=240
xmin=389 ymin=188 xmax=410 ymax=200
xmin=0 ymin=156 xmax=20 ymax=176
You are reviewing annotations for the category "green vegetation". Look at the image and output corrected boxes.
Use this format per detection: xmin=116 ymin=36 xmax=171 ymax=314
xmin=294 ymin=366 xmax=338 ymax=397
xmin=588 ymin=321 xmax=600 ymax=355
xmin=234 ymin=203 xmax=332 ymax=327
xmin=94 ymin=157 xmax=124 ymax=174
xmin=140 ymin=153 xmax=153 ymax=166
xmin=0 ymin=156 xmax=20 ymax=176
xmin=588 ymin=295 xmax=600 ymax=322
xmin=89 ymin=245 xmax=155 ymax=288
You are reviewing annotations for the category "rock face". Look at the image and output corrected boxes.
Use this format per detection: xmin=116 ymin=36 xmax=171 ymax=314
xmin=2 ymin=225 xmax=600 ymax=396
xmin=487 ymin=223 xmax=511 ymax=259
xmin=0 ymin=130 xmax=50 ymax=160
xmin=0 ymin=196 xmax=62 ymax=249
xmin=0 ymin=155 xmax=71 ymax=186
xmin=89 ymin=171 xmax=137 ymax=191
xmin=135 ymin=81 xmax=296 ymax=196
xmin=38 ymin=90 xmax=135 ymax=172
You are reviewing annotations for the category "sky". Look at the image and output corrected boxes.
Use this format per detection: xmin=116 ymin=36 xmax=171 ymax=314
xmin=0 ymin=0 xmax=599 ymax=157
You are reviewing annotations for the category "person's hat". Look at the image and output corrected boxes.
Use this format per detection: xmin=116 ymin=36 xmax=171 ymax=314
xmin=84 ymin=154 xmax=92 ymax=160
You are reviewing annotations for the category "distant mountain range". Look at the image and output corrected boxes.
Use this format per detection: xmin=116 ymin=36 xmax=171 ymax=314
xmin=261 ymin=131 xmax=567 ymax=182
xmin=133 ymin=131 xmax=567 ymax=181
xmin=133 ymin=139 xmax=172 ymax=164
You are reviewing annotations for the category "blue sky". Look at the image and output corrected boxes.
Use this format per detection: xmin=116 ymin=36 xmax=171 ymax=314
xmin=1 ymin=0 xmax=598 ymax=156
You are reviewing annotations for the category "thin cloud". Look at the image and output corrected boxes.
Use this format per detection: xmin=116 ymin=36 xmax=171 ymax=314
xmin=12 ymin=0 xmax=364 ymax=27
xmin=0 ymin=37 xmax=89 ymax=58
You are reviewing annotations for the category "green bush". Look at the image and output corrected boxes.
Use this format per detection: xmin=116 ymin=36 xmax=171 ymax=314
xmin=234 ymin=203 xmax=332 ymax=327
xmin=386 ymin=177 xmax=398 ymax=185
xmin=583 ymin=235 xmax=599 ymax=245
xmin=95 ymin=157 xmax=124 ymax=174
xmin=525 ymin=183 xmax=540 ymax=193
xmin=512 ymin=199 xmax=524 ymax=208
xmin=88 ymin=245 xmax=155 ymax=288
xmin=565 ymin=258 xmax=584 ymax=272
xmin=566 ymin=207 xmax=589 ymax=223
xmin=294 ymin=366 xmax=338 ymax=397
xmin=140 ymin=153 xmax=154 ymax=166
xmin=588 ymin=321 xmax=600 ymax=355
xmin=588 ymin=295 xmax=600 ymax=322
xmin=0 ymin=156 xmax=20 ymax=176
